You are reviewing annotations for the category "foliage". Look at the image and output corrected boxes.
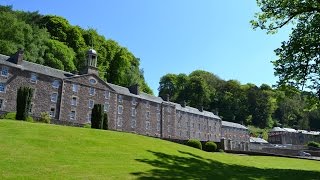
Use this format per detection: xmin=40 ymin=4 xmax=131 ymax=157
xmin=0 ymin=5 xmax=153 ymax=94
xmin=26 ymin=116 xmax=34 ymax=123
xmin=251 ymin=0 xmax=320 ymax=96
xmin=186 ymin=139 xmax=202 ymax=150
xmin=1 ymin=120 xmax=320 ymax=179
xmin=91 ymin=104 xmax=107 ymax=130
xmin=307 ymin=141 xmax=320 ymax=148
xmin=83 ymin=124 xmax=91 ymax=128
xmin=248 ymin=126 xmax=269 ymax=140
xmin=204 ymin=141 xmax=217 ymax=152
xmin=16 ymin=86 xmax=33 ymax=121
xmin=2 ymin=112 xmax=16 ymax=120
xmin=39 ymin=112 xmax=50 ymax=124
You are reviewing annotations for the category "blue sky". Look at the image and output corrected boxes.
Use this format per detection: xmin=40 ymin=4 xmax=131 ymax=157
xmin=1 ymin=0 xmax=291 ymax=94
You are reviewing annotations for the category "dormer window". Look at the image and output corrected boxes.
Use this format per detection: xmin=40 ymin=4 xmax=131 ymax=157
xmin=89 ymin=78 xmax=97 ymax=84
xmin=52 ymin=80 xmax=60 ymax=89
xmin=1 ymin=66 xmax=8 ymax=77
xmin=30 ymin=73 xmax=38 ymax=83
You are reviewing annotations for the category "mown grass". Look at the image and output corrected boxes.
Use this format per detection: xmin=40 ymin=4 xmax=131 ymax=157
xmin=0 ymin=120 xmax=320 ymax=179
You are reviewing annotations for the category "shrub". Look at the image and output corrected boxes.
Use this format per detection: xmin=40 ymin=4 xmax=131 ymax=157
xmin=26 ymin=116 xmax=34 ymax=122
xmin=204 ymin=141 xmax=217 ymax=152
xmin=102 ymin=113 xmax=108 ymax=130
xmin=186 ymin=139 xmax=202 ymax=150
xmin=83 ymin=124 xmax=91 ymax=128
xmin=3 ymin=112 xmax=16 ymax=120
xmin=307 ymin=141 xmax=320 ymax=148
xmin=16 ymin=87 xmax=33 ymax=121
xmin=91 ymin=104 xmax=104 ymax=129
xmin=218 ymin=149 xmax=224 ymax=153
xmin=39 ymin=112 xmax=50 ymax=124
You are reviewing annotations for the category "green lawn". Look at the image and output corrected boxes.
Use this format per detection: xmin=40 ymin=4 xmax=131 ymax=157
xmin=0 ymin=120 xmax=319 ymax=179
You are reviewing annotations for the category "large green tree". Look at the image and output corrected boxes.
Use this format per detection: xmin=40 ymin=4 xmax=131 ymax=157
xmin=252 ymin=0 xmax=320 ymax=95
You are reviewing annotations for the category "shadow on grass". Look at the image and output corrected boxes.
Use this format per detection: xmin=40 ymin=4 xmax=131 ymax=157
xmin=132 ymin=150 xmax=320 ymax=180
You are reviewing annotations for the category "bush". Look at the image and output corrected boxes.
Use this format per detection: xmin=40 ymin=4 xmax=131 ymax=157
xmin=26 ymin=116 xmax=34 ymax=122
xmin=83 ymin=124 xmax=91 ymax=128
xmin=204 ymin=141 xmax=217 ymax=152
xmin=16 ymin=87 xmax=33 ymax=121
xmin=3 ymin=112 xmax=16 ymax=120
xmin=307 ymin=141 xmax=320 ymax=148
xmin=39 ymin=112 xmax=50 ymax=124
xmin=218 ymin=149 xmax=224 ymax=153
xmin=186 ymin=139 xmax=202 ymax=150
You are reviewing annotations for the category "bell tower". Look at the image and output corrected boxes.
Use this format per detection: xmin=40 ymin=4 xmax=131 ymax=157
xmin=82 ymin=48 xmax=98 ymax=75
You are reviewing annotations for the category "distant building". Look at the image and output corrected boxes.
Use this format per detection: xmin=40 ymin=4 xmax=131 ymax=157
xmin=268 ymin=127 xmax=320 ymax=145
xmin=0 ymin=49 xmax=250 ymax=150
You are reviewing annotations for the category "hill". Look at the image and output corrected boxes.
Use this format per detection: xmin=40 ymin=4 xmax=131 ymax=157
xmin=1 ymin=120 xmax=320 ymax=179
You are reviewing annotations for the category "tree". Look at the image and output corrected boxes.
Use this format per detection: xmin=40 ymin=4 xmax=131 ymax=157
xmin=251 ymin=0 xmax=320 ymax=95
xmin=16 ymin=87 xmax=33 ymax=120
xmin=91 ymin=104 xmax=108 ymax=130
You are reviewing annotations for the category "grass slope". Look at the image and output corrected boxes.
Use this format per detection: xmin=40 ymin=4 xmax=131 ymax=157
xmin=0 ymin=120 xmax=320 ymax=180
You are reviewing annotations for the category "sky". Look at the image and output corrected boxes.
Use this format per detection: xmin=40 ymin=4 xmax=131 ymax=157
xmin=1 ymin=0 xmax=292 ymax=94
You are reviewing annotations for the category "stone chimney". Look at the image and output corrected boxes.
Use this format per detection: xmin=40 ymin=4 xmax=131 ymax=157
xmin=199 ymin=106 xmax=204 ymax=112
xmin=182 ymin=100 xmax=186 ymax=107
xmin=129 ymin=84 xmax=139 ymax=95
xmin=8 ymin=49 xmax=24 ymax=65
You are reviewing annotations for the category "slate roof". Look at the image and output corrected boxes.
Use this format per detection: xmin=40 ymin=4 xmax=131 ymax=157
xmin=270 ymin=127 xmax=286 ymax=132
xmin=250 ymin=137 xmax=268 ymax=144
xmin=222 ymin=121 xmax=248 ymax=130
xmin=174 ymin=103 xmax=221 ymax=120
xmin=0 ymin=54 xmax=73 ymax=79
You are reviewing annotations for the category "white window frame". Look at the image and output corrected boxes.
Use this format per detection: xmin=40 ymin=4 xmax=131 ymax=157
xmin=146 ymin=101 xmax=150 ymax=108
xmin=49 ymin=107 xmax=56 ymax=118
xmin=89 ymin=99 xmax=94 ymax=109
xmin=1 ymin=66 xmax=8 ymax=77
xmin=51 ymin=92 xmax=58 ymax=102
xmin=30 ymin=73 xmax=38 ymax=83
xmin=118 ymin=95 xmax=123 ymax=103
xmin=71 ymin=96 xmax=77 ymax=106
xmin=72 ymin=83 xmax=79 ymax=92
xmin=52 ymin=80 xmax=60 ymax=89
xmin=87 ymin=113 xmax=92 ymax=123
xmin=156 ymin=122 xmax=160 ymax=131
xmin=131 ymin=118 xmax=136 ymax=128
xmin=118 ymin=105 xmax=123 ymax=114
xmin=89 ymin=87 xmax=95 ymax=96
xmin=0 ymin=83 xmax=6 ymax=93
xmin=131 ymin=107 xmax=136 ymax=117
xmin=146 ymin=121 xmax=151 ymax=130
xmin=105 ymin=90 xmax=110 ymax=99
xmin=117 ymin=116 xmax=123 ymax=127
xmin=70 ymin=110 xmax=76 ymax=120
xmin=104 ymin=102 xmax=109 ymax=112
xmin=132 ymin=97 xmax=137 ymax=105
xmin=156 ymin=113 xmax=161 ymax=122
xmin=89 ymin=78 xmax=97 ymax=85
xmin=146 ymin=111 xmax=150 ymax=119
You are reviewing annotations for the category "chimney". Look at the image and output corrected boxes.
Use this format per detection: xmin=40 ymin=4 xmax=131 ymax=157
xmin=182 ymin=100 xmax=186 ymax=107
xmin=166 ymin=94 xmax=170 ymax=101
xmin=128 ymin=84 xmax=139 ymax=95
xmin=199 ymin=106 xmax=204 ymax=112
xmin=8 ymin=49 xmax=24 ymax=65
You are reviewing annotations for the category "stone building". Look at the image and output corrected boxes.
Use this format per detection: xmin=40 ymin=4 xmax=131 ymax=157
xmin=268 ymin=127 xmax=320 ymax=145
xmin=0 ymin=49 xmax=249 ymax=148
xmin=221 ymin=121 xmax=250 ymax=151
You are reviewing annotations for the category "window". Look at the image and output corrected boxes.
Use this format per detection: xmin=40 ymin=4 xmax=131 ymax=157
xmin=0 ymin=83 xmax=5 ymax=92
xmin=146 ymin=111 xmax=150 ymax=119
xmin=70 ymin=110 xmax=76 ymax=120
xmin=156 ymin=122 xmax=160 ymax=131
xmin=51 ymin=92 xmax=58 ymax=102
xmin=105 ymin=90 xmax=110 ymax=99
xmin=89 ymin=87 xmax=95 ymax=96
xmin=146 ymin=101 xmax=150 ymax=108
xmin=132 ymin=97 xmax=137 ymax=105
xmin=131 ymin=107 xmax=136 ymax=117
xmin=118 ymin=105 xmax=123 ymax=114
xmin=1 ymin=66 xmax=8 ymax=77
xmin=50 ymin=107 xmax=55 ymax=117
xmin=118 ymin=95 xmax=123 ymax=103
xmin=156 ymin=113 xmax=161 ymax=122
xmin=87 ymin=113 xmax=92 ymax=123
xmin=146 ymin=121 xmax=151 ymax=130
xmin=89 ymin=99 xmax=94 ymax=109
xmin=71 ymin=97 xmax=77 ymax=106
xmin=30 ymin=73 xmax=37 ymax=83
xmin=104 ymin=102 xmax=109 ymax=112
xmin=52 ymin=80 xmax=60 ymax=89
xmin=198 ymin=124 xmax=201 ymax=130
xmin=156 ymin=104 xmax=160 ymax=111
xmin=131 ymin=118 xmax=136 ymax=128
xmin=72 ymin=83 xmax=79 ymax=92
xmin=89 ymin=78 xmax=97 ymax=84
xmin=0 ymin=99 xmax=3 ymax=109
xmin=29 ymin=103 xmax=33 ymax=114
xmin=117 ymin=116 xmax=122 ymax=127
xmin=167 ymin=115 xmax=171 ymax=123
xmin=167 ymin=106 xmax=171 ymax=113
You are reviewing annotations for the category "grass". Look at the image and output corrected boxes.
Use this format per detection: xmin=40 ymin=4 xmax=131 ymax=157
xmin=0 ymin=120 xmax=320 ymax=179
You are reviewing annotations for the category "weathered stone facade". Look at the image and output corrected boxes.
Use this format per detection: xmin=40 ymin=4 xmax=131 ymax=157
xmin=0 ymin=50 xmax=250 ymax=147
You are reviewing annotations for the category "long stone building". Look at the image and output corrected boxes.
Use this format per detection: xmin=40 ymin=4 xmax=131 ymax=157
xmin=0 ymin=49 xmax=249 ymax=149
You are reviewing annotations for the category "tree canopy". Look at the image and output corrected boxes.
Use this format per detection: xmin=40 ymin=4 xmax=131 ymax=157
xmin=251 ymin=0 xmax=320 ymax=97
xmin=0 ymin=5 xmax=153 ymax=94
